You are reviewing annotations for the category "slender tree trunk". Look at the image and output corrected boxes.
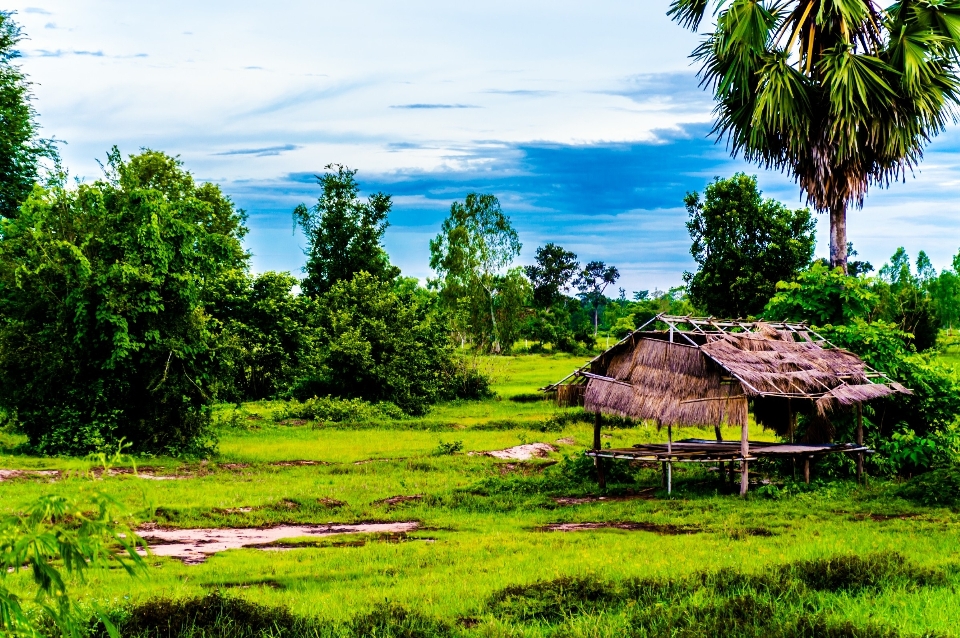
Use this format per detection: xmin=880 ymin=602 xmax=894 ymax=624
xmin=593 ymin=308 xmax=598 ymax=336
xmin=829 ymin=203 xmax=848 ymax=274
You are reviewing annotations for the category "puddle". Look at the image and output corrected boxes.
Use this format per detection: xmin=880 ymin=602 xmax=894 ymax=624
xmin=538 ymin=521 xmax=701 ymax=535
xmin=138 ymin=521 xmax=420 ymax=564
xmin=474 ymin=443 xmax=557 ymax=460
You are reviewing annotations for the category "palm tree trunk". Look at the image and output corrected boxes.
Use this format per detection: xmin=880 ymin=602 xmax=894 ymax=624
xmin=829 ymin=203 xmax=848 ymax=274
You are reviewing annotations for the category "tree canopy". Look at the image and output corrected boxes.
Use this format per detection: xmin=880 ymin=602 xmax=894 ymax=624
xmin=429 ymin=193 xmax=523 ymax=351
xmin=684 ymin=173 xmax=816 ymax=318
xmin=524 ymin=243 xmax=579 ymax=309
xmin=0 ymin=12 xmax=55 ymax=218
xmin=668 ymin=0 xmax=960 ymax=271
xmin=0 ymin=149 xmax=248 ymax=455
xmin=294 ymin=164 xmax=399 ymax=297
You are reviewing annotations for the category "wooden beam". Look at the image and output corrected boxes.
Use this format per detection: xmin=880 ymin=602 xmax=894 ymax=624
xmin=856 ymin=403 xmax=864 ymax=483
xmin=667 ymin=423 xmax=673 ymax=495
xmin=593 ymin=411 xmax=605 ymax=489
xmin=740 ymin=419 xmax=749 ymax=497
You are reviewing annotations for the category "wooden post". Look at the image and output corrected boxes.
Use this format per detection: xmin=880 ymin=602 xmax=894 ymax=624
xmin=803 ymin=457 xmax=811 ymax=484
xmin=593 ymin=411 xmax=605 ymax=489
xmin=715 ymin=424 xmax=724 ymax=484
xmin=789 ymin=403 xmax=797 ymax=481
xmin=740 ymin=419 xmax=749 ymax=497
xmin=667 ymin=423 xmax=673 ymax=495
xmin=856 ymin=403 xmax=864 ymax=483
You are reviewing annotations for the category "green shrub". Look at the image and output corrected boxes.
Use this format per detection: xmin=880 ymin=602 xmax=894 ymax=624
xmin=431 ymin=439 xmax=464 ymax=456
xmin=898 ymin=466 xmax=960 ymax=508
xmin=0 ymin=150 xmax=246 ymax=456
xmin=272 ymin=397 xmax=404 ymax=423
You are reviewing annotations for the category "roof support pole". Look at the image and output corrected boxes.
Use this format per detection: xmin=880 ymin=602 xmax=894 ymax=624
xmin=856 ymin=403 xmax=864 ymax=484
xmin=593 ymin=411 xmax=605 ymax=489
xmin=740 ymin=419 xmax=749 ymax=497
xmin=667 ymin=423 xmax=673 ymax=495
xmin=804 ymin=457 xmax=811 ymax=484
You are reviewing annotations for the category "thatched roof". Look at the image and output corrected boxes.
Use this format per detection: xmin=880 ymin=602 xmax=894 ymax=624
xmin=548 ymin=315 xmax=911 ymax=428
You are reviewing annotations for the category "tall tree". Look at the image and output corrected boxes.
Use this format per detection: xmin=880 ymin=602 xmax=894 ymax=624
xmin=0 ymin=149 xmax=248 ymax=455
xmin=669 ymin=0 xmax=960 ymax=272
xmin=524 ymin=243 xmax=580 ymax=308
xmin=575 ymin=261 xmax=620 ymax=336
xmin=684 ymin=173 xmax=816 ymax=318
xmin=429 ymin=193 xmax=522 ymax=352
xmin=0 ymin=12 xmax=55 ymax=218
xmin=294 ymin=164 xmax=399 ymax=297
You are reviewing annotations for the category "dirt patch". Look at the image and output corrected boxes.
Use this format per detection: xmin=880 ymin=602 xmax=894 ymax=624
xmin=0 ymin=469 xmax=60 ymax=482
xmin=215 ymin=507 xmax=254 ymax=514
xmin=317 ymin=497 xmax=346 ymax=508
xmin=555 ymin=437 xmax=576 ymax=445
xmin=553 ymin=489 xmax=656 ymax=506
xmin=374 ymin=494 xmax=424 ymax=507
xmin=473 ymin=443 xmax=557 ymax=460
xmin=270 ymin=460 xmax=328 ymax=467
xmin=353 ymin=458 xmax=397 ymax=465
xmin=853 ymin=512 xmax=923 ymax=522
xmin=137 ymin=521 xmax=420 ymax=565
xmin=537 ymin=521 xmax=701 ymax=535
xmin=279 ymin=419 xmax=308 ymax=426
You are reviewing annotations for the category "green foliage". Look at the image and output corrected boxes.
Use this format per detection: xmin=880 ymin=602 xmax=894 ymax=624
xmin=272 ymin=397 xmax=404 ymax=423
xmin=764 ymin=263 xmax=878 ymax=325
xmin=487 ymin=553 xmax=940 ymax=634
xmin=669 ymin=0 xmax=960 ymax=271
xmin=0 ymin=12 xmax=55 ymax=219
xmin=431 ymin=439 xmax=463 ymax=456
xmin=876 ymin=248 xmax=941 ymax=351
xmin=429 ymin=193 xmax=524 ymax=352
xmin=684 ymin=173 xmax=816 ymax=318
xmin=291 ymin=272 xmax=465 ymax=415
xmin=97 ymin=591 xmax=317 ymax=638
xmin=215 ymin=271 xmax=316 ymax=402
xmin=898 ymin=466 xmax=960 ymax=508
xmin=574 ymin=260 xmax=620 ymax=335
xmin=524 ymin=242 xmax=579 ymax=308
xmin=294 ymin=164 xmax=399 ymax=298
xmin=0 ymin=149 xmax=247 ymax=455
xmin=1 ymin=492 xmax=145 ymax=637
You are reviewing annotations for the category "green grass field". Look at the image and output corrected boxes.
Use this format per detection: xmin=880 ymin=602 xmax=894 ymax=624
xmin=2 ymin=353 xmax=959 ymax=636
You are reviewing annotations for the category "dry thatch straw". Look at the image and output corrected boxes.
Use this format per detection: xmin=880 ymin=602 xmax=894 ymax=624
xmin=570 ymin=321 xmax=910 ymax=429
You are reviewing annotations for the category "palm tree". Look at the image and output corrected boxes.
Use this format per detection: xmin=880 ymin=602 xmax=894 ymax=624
xmin=669 ymin=0 xmax=960 ymax=272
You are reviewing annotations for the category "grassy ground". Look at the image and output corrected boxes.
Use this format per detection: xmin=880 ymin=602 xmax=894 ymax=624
xmin=1 ymin=352 xmax=959 ymax=637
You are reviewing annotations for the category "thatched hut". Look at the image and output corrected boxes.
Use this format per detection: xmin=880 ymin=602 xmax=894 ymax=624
xmin=543 ymin=315 xmax=911 ymax=495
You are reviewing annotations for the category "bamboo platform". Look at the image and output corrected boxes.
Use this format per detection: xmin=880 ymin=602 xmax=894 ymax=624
xmin=584 ymin=438 xmax=871 ymax=463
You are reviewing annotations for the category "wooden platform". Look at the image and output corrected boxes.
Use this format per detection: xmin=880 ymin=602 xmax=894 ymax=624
xmin=584 ymin=438 xmax=870 ymax=463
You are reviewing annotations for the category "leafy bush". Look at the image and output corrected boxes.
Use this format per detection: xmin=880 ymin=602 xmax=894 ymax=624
xmin=97 ymin=591 xmax=319 ymax=638
xmin=764 ymin=263 xmax=879 ymax=325
xmin=898 ymin=466 xmax=960 ymax=508
xmin=272 ymin=397 xmax=404 ymax=423
xmin=347 ymin=603 xmax=453 ymax=638
xmin=431 ymin=440 xmax=464 ymax=455
xmin=0 ymin=150 xmax=247 ymax=456
xmin=291 ymin=272 xmax=479 ymax=415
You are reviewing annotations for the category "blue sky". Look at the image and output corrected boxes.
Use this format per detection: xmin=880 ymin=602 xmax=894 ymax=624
xmin=10 ymin=1 xmax=960 ymax=291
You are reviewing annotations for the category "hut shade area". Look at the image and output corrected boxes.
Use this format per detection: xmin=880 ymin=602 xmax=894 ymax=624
xmin=542 ymin=315 xmax=912 ymax=494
